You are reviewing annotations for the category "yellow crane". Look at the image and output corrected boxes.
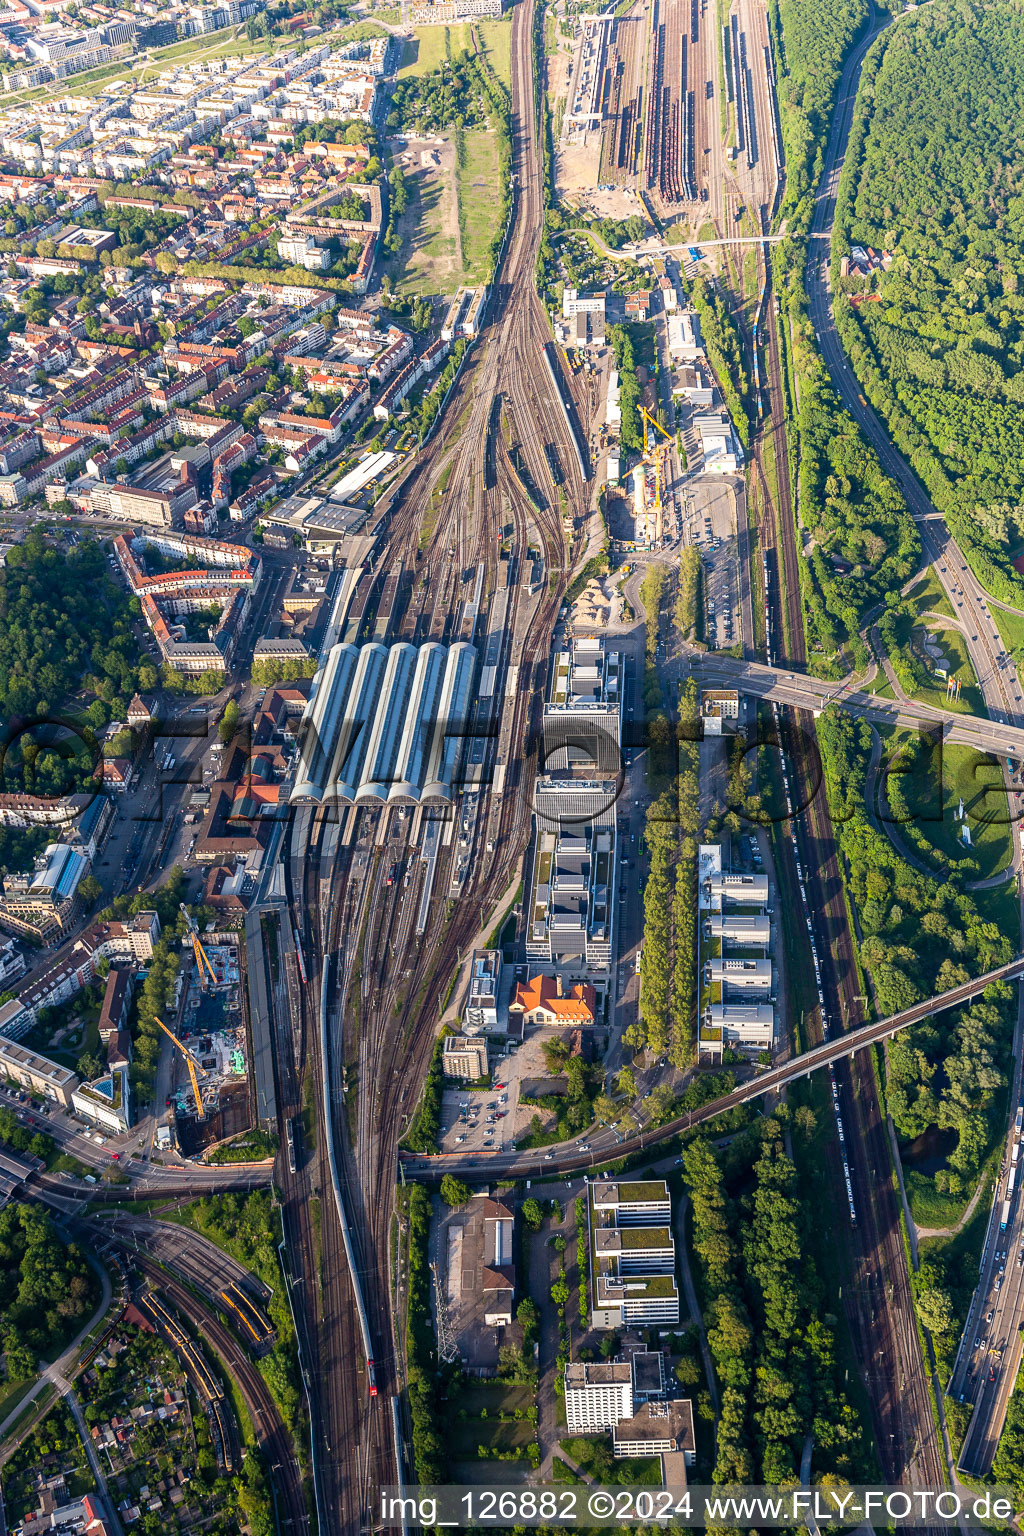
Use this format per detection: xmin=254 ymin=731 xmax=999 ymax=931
xmin=640 ymin=407 xmax=675 ymax=544
xmin=180 ymin=903 xmax=218 ymax=991
xmin=154 ymin=1015 xmax=205 ymax=1120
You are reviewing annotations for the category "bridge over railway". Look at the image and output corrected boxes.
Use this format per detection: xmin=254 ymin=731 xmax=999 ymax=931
xmin=402 ymin=954 xmax=1024 ymax=1181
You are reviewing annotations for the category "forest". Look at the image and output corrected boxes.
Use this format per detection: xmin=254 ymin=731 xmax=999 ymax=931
xmin=681 ymin=1118 xmax=869 ymax=1485
xmin=770 ymin=0 xmax=869 ymax=223
xmin=765 ymin=0 xmax=919 ymax=668
xmin=797 ymin=357 xmax=919 ymax=663
xmin=0 ymin=533 xmax=156 ymax=802
xmin=835 ymin=1 xmax=1024 ymax=601
xmin=816 ymin=707 xmax=1015 ymax=1208
xmin=0 ymin=1203 xmax=97 ymax=1367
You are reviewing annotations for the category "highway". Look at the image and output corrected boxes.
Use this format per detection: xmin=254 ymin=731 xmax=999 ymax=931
xmin=800 ymin=0 xmax=1024 ymax=1480
xmin=803 ymin=2 xmax=1024 ymax=737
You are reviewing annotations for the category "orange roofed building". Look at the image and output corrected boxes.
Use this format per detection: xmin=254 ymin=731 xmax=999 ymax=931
xmin=508 ymin=974 xmax=596 ymax=1027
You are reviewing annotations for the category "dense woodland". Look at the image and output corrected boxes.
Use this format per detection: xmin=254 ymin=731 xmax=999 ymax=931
xmin=0 ymin=533 xmax=155 ymax=803
xmin=682 ymin=1119 xmax=869 ymax=1485
xmin=836 ymin=1 xmax=1024 ymax=600
xmin=766 ymin=0 xmax=919 ymax=667
xmin=817 ymin=707 xmax=1015 ymax=1205
xmin=770 ymin=0 xmax=870 ymax=222
xmin=0 ymin=1203 xmax=97 ymax=1370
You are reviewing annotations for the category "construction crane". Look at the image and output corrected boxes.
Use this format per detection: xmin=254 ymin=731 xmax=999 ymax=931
xmin=640 ymin=407 xmax=675 ymax=545
xmin=180 ymin=903 xmax=217 ymax=992
xmin=154 ymin=1015 xmax=205 ymax=1119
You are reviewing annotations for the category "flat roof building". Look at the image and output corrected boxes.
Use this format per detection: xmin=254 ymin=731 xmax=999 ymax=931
xmin=589 ymin=1180 xmax=679 ymax=1329
xmin=706 ymin=913 xmax=770 ymax=946
xmin=705 ymin=871 xmax=769 ymax=908
xmin=706 ymin=1003 xmax=774 ymax=1053
xmin=709 ymin=957 xmax=772 ymax=993
xmin=564 ymin=1362 xmax=633 ymax=1435
xmin=463 ymin=949 xmax=502 ymax=1034
xmin=441 ymin=1034 xmax=488 ymax=1080
xmin=0 ymin=1038 xmax=77 ymax=1105
xmin=543 ymin=635 xmax=622 ymax=774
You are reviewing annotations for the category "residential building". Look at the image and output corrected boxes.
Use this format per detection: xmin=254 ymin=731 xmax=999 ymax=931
xmin=0 ymin=1038 xmax=77 ymax=1105
xmin=441 ymin=1034 xmax=488 ymax=1080
xmin=72 ymin=1063 xmax=131 ymax=1132
xmin=97 ymin=966 xmax=134 ymax=1043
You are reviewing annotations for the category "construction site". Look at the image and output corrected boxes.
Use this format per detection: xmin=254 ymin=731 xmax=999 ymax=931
xmin=160 ymin=909 xmax=252 ymax=1156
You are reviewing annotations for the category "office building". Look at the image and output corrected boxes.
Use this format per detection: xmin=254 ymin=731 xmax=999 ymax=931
xmin=588 ymin=1180 xmax=679 ymax=1329
xmin=463 ymin=949 xmax=503 ymax=1034
xmin=564 ymin=1362 xmax=633 ymax=1434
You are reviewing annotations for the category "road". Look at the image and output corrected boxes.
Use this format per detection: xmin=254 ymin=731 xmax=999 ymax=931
xmin=803 ymin=3 xmax=1024 ymax=736
xmin=687 ymin=651 xmax=1024 ymax=761
xmin=401 ymin=949 xmax=1024 ymax=1181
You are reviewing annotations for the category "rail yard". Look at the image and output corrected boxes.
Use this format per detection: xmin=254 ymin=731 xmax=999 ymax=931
xmin=4 ymin=0 xmax=1024 ymax=1529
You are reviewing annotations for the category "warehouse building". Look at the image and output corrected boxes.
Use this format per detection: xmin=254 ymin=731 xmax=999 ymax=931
xmin=291 ymin=641 xmax=478 ymax=806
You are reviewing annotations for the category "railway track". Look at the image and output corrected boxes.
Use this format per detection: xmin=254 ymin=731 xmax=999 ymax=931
xmin=136 ymin=1261 xmax=309 ymax=1533
xmin=277 ymin=0 xmax=596 ymax=1526
xmin=756 ymin=269 xmax=947 ymax=1489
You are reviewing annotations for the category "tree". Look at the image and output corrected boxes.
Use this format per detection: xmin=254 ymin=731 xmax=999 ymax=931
xmin=440 ymin=1174 xmax=470 ymax=1207
xmin=915 ymin=1286 xmax=956 ymax=1338
xmin=520 ymin=1197 xmax=543 ymax=1231
xmin=218 ymin=699 xmax=240 ymax=745
xmin=515 ymin=1297 xmax=538 ymax=1331
xmin=542 ymin=1037 xmax=569 ymax=1072
xmin=77 ymin=875 xmax=102 ymax=907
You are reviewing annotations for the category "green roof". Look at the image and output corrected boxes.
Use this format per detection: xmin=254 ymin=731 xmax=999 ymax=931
xmin=630 ymin=1274 xmax=678 ymax=1297
xmin=621 ymin=1227 xmax=672 ymax=1249
xmin=614 ymin=1181 xmax=669 ymax=1202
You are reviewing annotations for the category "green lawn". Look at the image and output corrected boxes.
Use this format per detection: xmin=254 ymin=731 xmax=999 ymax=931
xmin=907 ymin=625 xmax=986 ymax=716
xmin=992 ymin=601 xmax=1024 ymax=662
xmin=476 ymin=18 xmax=512 ymax=85
xmin=458 ymin=128 xmax=503 ymax=284
xmin=888 ymin=736 xmax=1012 ymax=882
xmin=387 ymin=154 xmax=460 ymax=297
xmin=0 ymin=1376 xmax=34 ymax=1427
xmin=905 ymin=566 xmax=955 ymax=621
xmin=398 ymin=26 xmax=454 ymax=76
xmin=450 ymin=1382 xmax=536 ymax=1460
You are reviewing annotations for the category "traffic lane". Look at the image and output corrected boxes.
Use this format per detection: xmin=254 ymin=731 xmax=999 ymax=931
xmin=691 ymin=655 xmax=1024 ymax=755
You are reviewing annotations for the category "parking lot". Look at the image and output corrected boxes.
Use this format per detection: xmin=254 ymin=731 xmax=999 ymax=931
xmin=682 ymin=479 xmax=739 ymax=650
